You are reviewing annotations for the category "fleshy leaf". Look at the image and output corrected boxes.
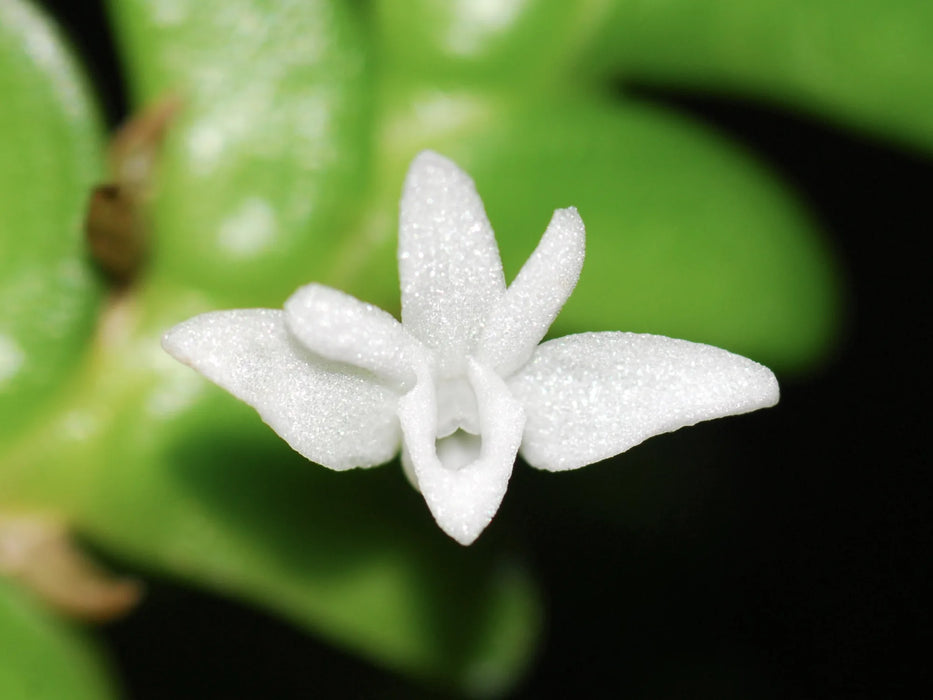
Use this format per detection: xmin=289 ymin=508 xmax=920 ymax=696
xmin=373 ymin=0 xmax=611 ymax=90
xmin=0 ymin=580 xmax=117 ymax=700
xmin=509 ymin=332 xmax=778 ymax=471
xmin=2 ymin=291 xmax=540 ymax=692
xmin=432 ymin=99 xmax=841 ymax=371
xmin=0 ymin=0 xmax=104 ymax=441
xmin=588 ymin=0 xmax=933 ymax=152
xmin=337 ymin=95 xmax=839 ymax=372
xmin=105 ymin=0 xmax=372 ymax=306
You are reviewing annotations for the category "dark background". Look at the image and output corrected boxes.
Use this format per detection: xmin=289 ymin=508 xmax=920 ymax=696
xmin=37 ymin=2 xmax=932 ymax=698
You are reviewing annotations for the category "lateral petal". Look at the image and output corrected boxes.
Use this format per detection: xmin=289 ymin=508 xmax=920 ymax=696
xmin=162 ymin=309 xmax=401 ymax=470
xmin=477 ymin=207 xmax=585 ymax=377
xmin=509 ymin=332 xmax=779 ymax=471
xmin=398 ymin=151 xmax=506 ymax=373
xmin=398 ymin=360 xmax=524 ymax=545
xmin=285 ymin=283 xmax=425 ymax=388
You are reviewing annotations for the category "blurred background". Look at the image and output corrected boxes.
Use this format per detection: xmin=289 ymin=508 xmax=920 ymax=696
xmin=2 ymin=1 xmax=930 ymax=698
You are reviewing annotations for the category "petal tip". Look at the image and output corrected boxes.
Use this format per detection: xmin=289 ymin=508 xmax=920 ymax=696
xmin=414 ymin=466 xmax=506 ymax=547
xmin=760 ymin=367 xmax=781 ymax=408
xmin=160 ymin=321 xmax=192 ymax=361
xmin=543 ymin=207 xmax=586 ymax=252
xmin=738 ymin=355 xmax=780 ymax=411
xmin=282 ymin=282 xmax=328 ymax=327
xmin=433 ymin=509 xmax=491 ymax=546
xmin=411 ymin=149 xmax=454 ymax=169
xmin=405 ymin=150 xmax=472 ymax=190
xmin=553 ymin=205 xmax=583 ymax=226
xmin=451 ymin=530 xmax=482 ymax=547
xmin=546 ymin=206 xmax=586 ymax=263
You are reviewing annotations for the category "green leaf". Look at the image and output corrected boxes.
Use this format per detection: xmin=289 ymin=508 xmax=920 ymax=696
xmin=0 ymin=0 xmax=105 ymax=442
xmin=1 ymin=286 xmax=540 ymax=694
xmin=466 ymin=100 xmax=841 ymax=370
xmin=106 ymin=0 xmax=373 ymax=307
xmin=37 ymin=1 xmax=542 ymax=689
xmin=372 ymin=0 xmax=612 ymax=92
xmin=588 ymin=0 xmax=933 ymax=152
xmin=339 ymin=95 xmax=840 ymax=372
xmin=0 ymin=580 xmax=117 ymax=700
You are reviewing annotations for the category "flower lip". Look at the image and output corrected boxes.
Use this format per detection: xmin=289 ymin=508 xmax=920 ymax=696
xmin=435 ymin=431 xmax=482 ymax=472
xmin=161 ymin=149 xmax=780 ymax=545
xmin=398 ymin=355 xmax=526 ymax=545
xmin=435 ymin=374 xmax=480 ymax=437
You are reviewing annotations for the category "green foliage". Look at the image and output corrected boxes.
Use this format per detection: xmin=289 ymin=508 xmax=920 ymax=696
xmin=6 ymin=0 xmax=933 ymax=694
xmin=3 ymin=306 xmax=541 ymax=689
xmin=108 ymin=0 xmax=373 ymax=307
xmin=339 ymin=95 xmax=838 ymax=367
xmin=0 ymin=0 xmax=104 ymax=442
xmin=589 ymin=0 xmax=933 ymax=152
xmin=0 ymin=581 xmax=116 ymax=700
xmin=372 ymin=0 xmax=605 ymax=91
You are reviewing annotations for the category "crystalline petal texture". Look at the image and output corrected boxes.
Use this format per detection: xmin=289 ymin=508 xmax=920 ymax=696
xmin=508 ymin=332 xmax=780 ymax=471
xmin=398 ymin=151 xmax=506 ymax=375
xmin=162 ymin=309 xmax=401 ymax=471
xmin=162 ymin=150 xmax=780 ymax=546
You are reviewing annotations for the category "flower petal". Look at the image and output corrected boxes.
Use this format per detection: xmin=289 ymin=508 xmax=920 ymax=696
xmin=398 ymin=151 xmax=505 ymax=373
xmin=477 ymin=207 xmax=585 ymax=377
xmin=398 ymin=360 xmax=525 ymax=545
xmin=284 ymin=283 xmax=425 ymax=388
xmin=508 ymin=332 xmax=779 ymax=471
xmin=162 ymin=309 xmax=401 ymax=470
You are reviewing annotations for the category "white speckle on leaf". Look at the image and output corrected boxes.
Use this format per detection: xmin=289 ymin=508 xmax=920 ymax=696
xmin=60 ymin=411 xmax=98 ymax=441
xmin=217 ymin=197 xmax=278 ymax=256
xmin=152 ymin=0 xmax=187 ymax=26
xmin=0 ymin=335 xmax=25 ymax=386
xmin=444 ymin=0 xmax=530 ymax=56
xmin=186 ymin=122 xmax=225 ymax=172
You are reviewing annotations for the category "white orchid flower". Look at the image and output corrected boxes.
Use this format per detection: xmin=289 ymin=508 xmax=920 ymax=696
xmin=163 ymin=151 xmax=779 ymax=545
